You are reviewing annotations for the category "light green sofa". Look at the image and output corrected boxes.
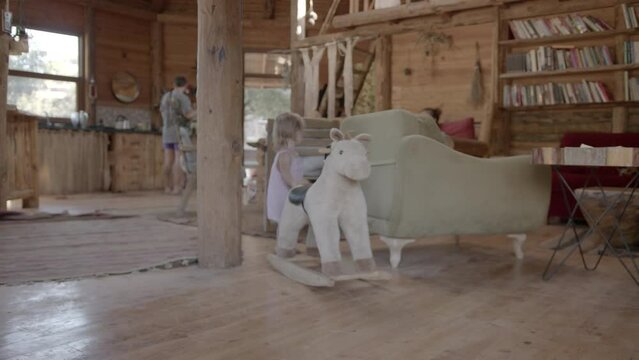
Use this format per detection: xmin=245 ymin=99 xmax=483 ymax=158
xmin=341 ymin=110 xmax=551 ymax=268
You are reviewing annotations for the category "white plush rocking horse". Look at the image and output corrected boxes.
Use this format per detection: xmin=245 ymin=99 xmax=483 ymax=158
xmin=267 ymin=128 xmax=389 ymax=287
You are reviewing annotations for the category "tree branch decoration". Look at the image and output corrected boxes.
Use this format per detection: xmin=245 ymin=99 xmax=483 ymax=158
xmin=469 ymin=41 xmax=484 ymax=107
xmin=417 ymin=31 xmax=453 ymax=76
xmin=417 ymin=31 xmax=453 ymax=57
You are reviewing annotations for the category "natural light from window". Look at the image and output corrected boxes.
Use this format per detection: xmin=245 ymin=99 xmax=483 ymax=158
xmin=8 ymin=28 xmax=80 ymax=118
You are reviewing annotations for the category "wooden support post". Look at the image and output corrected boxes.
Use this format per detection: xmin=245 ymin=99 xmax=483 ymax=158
xmin=196 ymin=0 xmax=243 ymax=268
xmin=151 ymin=21 xmax=164 ymax=130
xmin=0 ymin=35 xmax=8 ymax=211
xmin=290 ymin=0 xmax=306 ymax=114
xmin=375 ymin=35 xmax=392 ymax=111
xmin=327 ymin=42 xmax=338 ymax=118
xmin=83 ymin=5 xmax=96 ymax=125
xmin=479 ymin=7 xmax=500 ymax=145
xmin=339 ymin=38 xmax=358 ymax=117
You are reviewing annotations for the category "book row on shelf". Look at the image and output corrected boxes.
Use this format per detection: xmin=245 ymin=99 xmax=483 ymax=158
xmin=622 ymin=4 xmax=639 ymax=30
xmin=623 ymin=41 xmax=639 ymax=64
xmin=508 ymin=14 xmax=613 ymax=40
xmin=502 ymin=80 xmax=612 ymax=107
xmin=624 ymin=71 xmax=639 ymax=101
xmin=506 ymin=45 xmax=614 ymax=73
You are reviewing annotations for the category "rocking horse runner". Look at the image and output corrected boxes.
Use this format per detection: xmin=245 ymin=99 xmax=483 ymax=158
xmin=268 ymin=128 xmax=388 ymax=286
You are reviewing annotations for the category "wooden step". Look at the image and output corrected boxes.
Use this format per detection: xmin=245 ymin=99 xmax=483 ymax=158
xmin=304 ymin=118 xmax=341 ymax=129
xmin=300 ymin=138 xmax=332 ymax=147
xmin=304 ymin=129 xmax=331 ymax=139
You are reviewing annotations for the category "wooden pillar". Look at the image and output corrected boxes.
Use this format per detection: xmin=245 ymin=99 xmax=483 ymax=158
xmin=374 ymin=35 xmax=392 ymax=111
xmin=83 ymin=5 xmax=96 ymax=125
xmin=478 ymin=6 xmax=510 ymax=154
xmin=151 ymin=21 xmax=164 ymax=130
xmin=196 ymin=0 xmax=243 ymax=268
xmin=0 ymin=35 xmax=9 ymax=211
xmin=290 ymin=0 xmax=306 ymax=114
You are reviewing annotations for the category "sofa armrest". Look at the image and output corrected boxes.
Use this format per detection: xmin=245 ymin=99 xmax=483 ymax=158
xmin=385 ymin=135 xmax=551 ymax=238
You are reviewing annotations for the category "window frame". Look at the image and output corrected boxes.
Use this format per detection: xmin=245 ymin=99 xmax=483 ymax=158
xmin=8 ymin=26 xmax=84 ymax=121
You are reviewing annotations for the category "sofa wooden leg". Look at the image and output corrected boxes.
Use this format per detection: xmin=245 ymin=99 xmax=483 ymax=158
xmin=507 ymin=234 xmax=526 ymax=260
xmin=380 ymin=237 xmax=415 ymax=269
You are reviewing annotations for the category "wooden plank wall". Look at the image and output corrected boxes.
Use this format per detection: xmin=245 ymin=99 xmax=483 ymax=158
xmin=509 ymin=111 xmax=613 ymax=155
xmin=163 ymin=23 xmax=197 ymax=87
xmin=94 ymin=11 xmax=153 ymax=109
xmin=11 ymin=1 xmax=85 ymax=34
xmin=391 ymin=23 xmax=494 ymax=131
xmin=38 ymin=130 xmax=109 ymax=195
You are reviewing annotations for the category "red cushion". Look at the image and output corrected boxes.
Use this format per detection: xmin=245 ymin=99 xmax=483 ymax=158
xmin=560 ymin=132 xmax=639 ymax=148
xmin=440 ymin=117 xmax=476 ymax=139
xmin=548 ymin=132 xmax=639 ymax=221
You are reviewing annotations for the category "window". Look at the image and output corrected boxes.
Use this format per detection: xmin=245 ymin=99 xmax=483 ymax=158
xmin=8 ymin=28 xmax=81 ymax=118
xmin=243 ymin=52 xmax=291 ymax=167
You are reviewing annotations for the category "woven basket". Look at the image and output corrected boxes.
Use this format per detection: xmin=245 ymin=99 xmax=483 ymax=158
xmin=575 ymin=187 xmax=639 ymax=247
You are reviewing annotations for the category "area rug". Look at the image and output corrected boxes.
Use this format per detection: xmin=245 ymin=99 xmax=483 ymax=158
xmin=0 ymin=215 xmax=198 ymax=285
xmin=155 ymin=205 xmax=276 ymax=239
xmin=0 ymin=210 xmax=135 ymax=223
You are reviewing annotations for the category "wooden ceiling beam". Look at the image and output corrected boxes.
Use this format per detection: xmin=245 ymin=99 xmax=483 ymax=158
xmin=59 ymin=0 xmax=158 ymax=19
xmin=294 ymin=5 xmax=496 ymax=48
xmin=332 ymin=0 xmax=522 ymax=29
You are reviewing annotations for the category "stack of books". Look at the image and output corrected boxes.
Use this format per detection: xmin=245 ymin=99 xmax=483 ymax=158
xmin=624 ymin=71 xmax=639 ymax=100
xmin=622 ymin=4 xmax=639 ymax=29
xmin=623 ymin=41 xmax=639 ymax=64
xmin=503 ymin=80 xmax=613 ymax=107
xmin=508 ymin=14 xmax=613 ymax=40
xmin=505 ymin=45 xmax=614 ymax=73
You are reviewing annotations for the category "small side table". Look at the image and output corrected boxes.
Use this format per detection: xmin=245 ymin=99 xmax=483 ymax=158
xmin=532 ymin=146 xmax=639 ymax=285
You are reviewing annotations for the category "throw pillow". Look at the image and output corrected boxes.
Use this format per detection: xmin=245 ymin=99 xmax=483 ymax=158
xmin=440 ymin=117 xmax=476 ymax=139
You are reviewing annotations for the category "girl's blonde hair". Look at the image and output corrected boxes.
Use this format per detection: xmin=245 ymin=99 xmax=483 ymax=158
xmin=273 ymin=112 xmax=305 ymax=149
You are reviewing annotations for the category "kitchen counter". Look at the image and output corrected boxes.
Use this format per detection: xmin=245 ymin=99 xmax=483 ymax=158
xmin=37 ymin=127 xmax=164 ymax=195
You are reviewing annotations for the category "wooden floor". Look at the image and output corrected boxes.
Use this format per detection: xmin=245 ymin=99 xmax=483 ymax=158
xmin=1 ymin=193 xmax=639 ymax=359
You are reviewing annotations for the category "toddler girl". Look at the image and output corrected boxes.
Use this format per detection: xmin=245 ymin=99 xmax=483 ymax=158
xmin=266 ymin=112 xmax=309 ymax=223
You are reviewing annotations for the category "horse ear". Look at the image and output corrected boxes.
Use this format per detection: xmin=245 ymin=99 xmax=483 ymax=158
xmin=329 ymin=128 xmax=345 ymax=142
xmin=354 ymin=133 xmax=371 ymax=145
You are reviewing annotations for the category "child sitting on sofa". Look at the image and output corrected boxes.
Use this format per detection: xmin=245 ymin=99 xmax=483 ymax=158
xmin=419 ymin=107 xmax=455 ymax=148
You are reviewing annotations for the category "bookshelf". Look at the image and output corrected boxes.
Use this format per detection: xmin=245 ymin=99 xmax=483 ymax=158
xmin=495 ymin=1 xmax=639 ymax=153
